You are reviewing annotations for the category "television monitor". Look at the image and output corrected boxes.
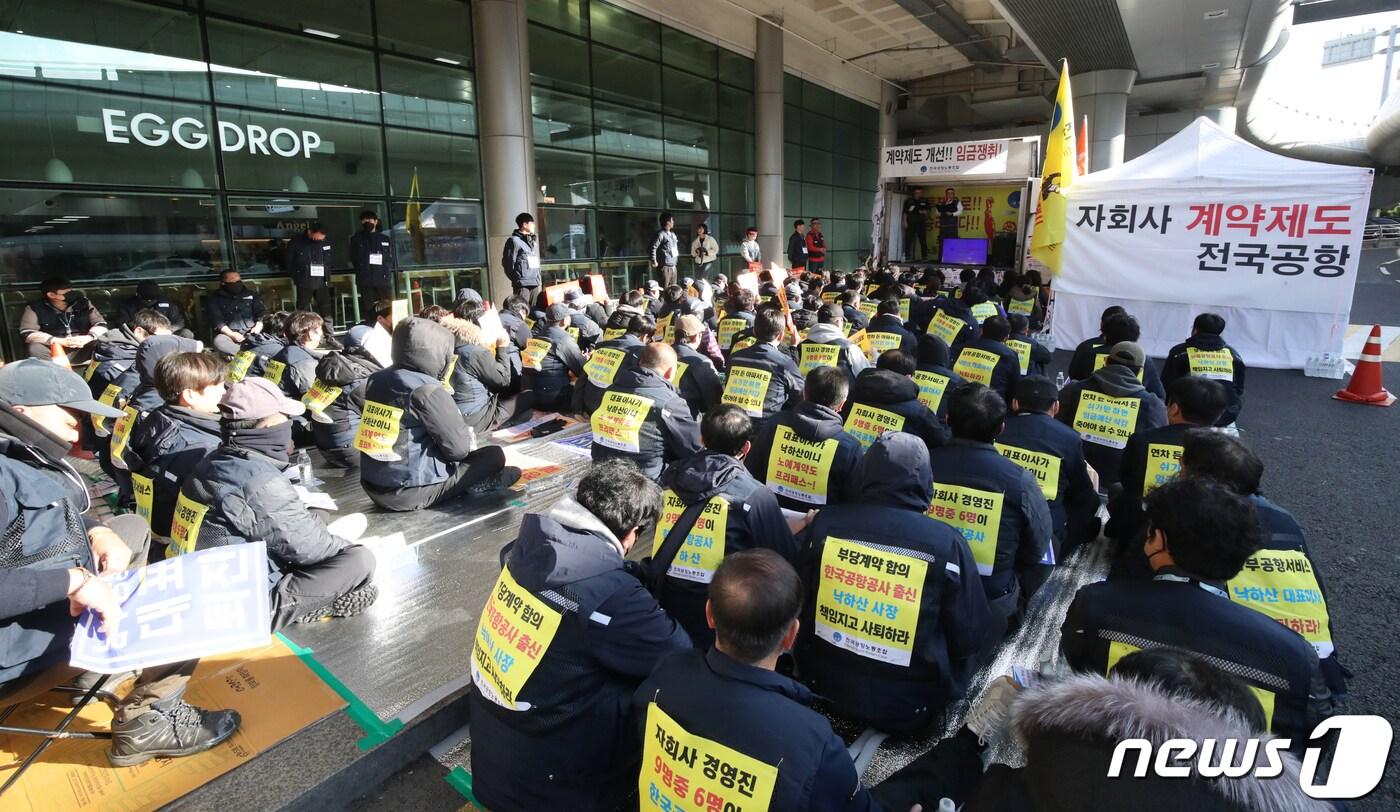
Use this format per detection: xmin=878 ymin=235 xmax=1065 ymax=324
xmin=941 ymin=237 xmax=989 ymax=265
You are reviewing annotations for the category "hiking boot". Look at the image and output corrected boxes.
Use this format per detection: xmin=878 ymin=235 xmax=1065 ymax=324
xmin=294 ymin=582 xmax=380 ymax=624
xmin=63 ymin=669 xmax=138 ymax=707
xmin=468 ymin=466 xmax=522 ymax=495
xmin=108 ymin=697 xmax=241 ymax=767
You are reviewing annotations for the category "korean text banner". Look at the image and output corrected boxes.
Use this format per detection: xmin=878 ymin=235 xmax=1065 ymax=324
xmin=881 ymin=139 xmax=1010 ymax=179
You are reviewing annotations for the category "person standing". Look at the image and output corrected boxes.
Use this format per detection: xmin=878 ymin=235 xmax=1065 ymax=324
xmin=19 ymin=277 xmax=106 ymax=361
xmin=650 ymin=211 xmax=679 ymax=286
xmin=503 ymin=212 xmax=541 ymax=304
xmin=690 ymin=222 xmax=718 ymax=279
xmin=287 ymin=222 xmax=335 ymax=325
xmin=787 ymin=219 xmax=808 ymax=271
xmin=936 ymin=187 xmax=963 ymax=261
xmin=901 ymin=187 xmax=930 ymax=261
xmin=740 ymin=226 xmax=761 ymax=267
xmin=350 ymin=210 xmax=395 ymax=320
xmin=805 ymin=217 xmax=827 ymax=275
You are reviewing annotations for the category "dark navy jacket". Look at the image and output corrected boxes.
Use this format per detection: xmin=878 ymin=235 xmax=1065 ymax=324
xmin=633 ymin=648 xmax=877 ymax=812
xmin=953 ymin=337 xmax=1021 ymax=403
xmin=287 ymin=232 xmax=334 ymax=290
xmin=590 ymin=366 xmax=701 ymax=479
xmin=673 ymin=340 xmax=723 ymax=419
xmin=522 ymin=323 xmax=586 ymax=410
xmin=469 ymin=499 xmax=691 ymax=812
xmin=723 ymin=341 xmax=804 ymax=424
xmin=581 ymin=334 xmax=645 ymax=415
xmin=1006 ymin=334 xmax=1052 ymax=377
xmin=1161 ymin=334 xmax=1246 ymax=426
xmin=124 ymin=405 xmax=221 ymax=537
xmin=745 ymin=400 xmax=864 ymax=512
xmin=309 ymin=351 xmax=378 ymax=451
xmin=655 ymin=451 xmax=798 ymax=648
xmin=448 ymin=338 xmax=512 ymax=435
xmin=797 ymin=433 xmax=992 ymax=733
xmin=349 ymin=228 xmax=395 ymax=287
xmin=204 ymin=284 xmax=267 ymax=337
xmin=1056 ymin=366 xmax=1168 ymax=490
xmin=844 ymin=369 xmax=947 ymax=454
xmin=997 ymin=411 xmax=1100 ymax=555
xmin=1105 ymin=422 xmax=1195 ymax=544
xmin=866 ymin=313 xmax=918 ymax=358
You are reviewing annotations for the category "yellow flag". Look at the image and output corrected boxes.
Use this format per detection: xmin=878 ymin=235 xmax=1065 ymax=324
xmin=1031 ymin=62 xmax=1076 ymax=276
xmin=406 ymin=166 xmax=426 ymax=264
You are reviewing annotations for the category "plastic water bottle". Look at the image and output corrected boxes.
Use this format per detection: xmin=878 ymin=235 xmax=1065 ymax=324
xmin=296 ymin=448 xmax=313 ymax=484
xmin=467 ymin=427 xmax=478 ymax=453
xmin=938 ymin=799 xmax=957 ymax=812
xmin=1054 ymin=371 xmax=1066 ymax=389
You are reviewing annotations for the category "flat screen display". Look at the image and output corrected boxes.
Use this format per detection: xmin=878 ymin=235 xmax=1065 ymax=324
xmin=941 ymin=237 xmax=988 ymax=265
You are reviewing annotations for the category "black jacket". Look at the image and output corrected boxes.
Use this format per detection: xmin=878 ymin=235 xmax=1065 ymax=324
xmin=996 ymin=411 xmax=1100 ymax=554
xmin=502 ymin=229 xmax=540 ymax=288
xmin=444 ymin=323 xmax=512 ymax=434
xmin=798 ymin=433 xmax=992 ymax=732
xmin=866 ymin=313 xmax=917 ymax=358
xmin=844 ymin=369 xmax=947 ymax=454
xmin=590 ymin=366 xmax=701 ymax=479
xmin=1105 ymin=422 xmax=1195 ymax=544
xmin=1056 ymin=365 xmax=1169 ymax=489
xmin=205 ymin=284 xmax=267 ymax=337
xmin=787 ymin=230 xmax=808 ymax=267
xmin=633 ymin=648 xmax=877 ymax=812
xmin=672 ymin=341 xmax=723 ymax=419
xmin=1161 ymin=333 xmax=1246 ymax=426
xmin=118 ymin=294 xmax=187 ymax=333
xmin=308 ymin=351 xmax=379 ymax=451
xmin=522 ymin=324 xmax=586 ymax=407
xmin=723 ymin=342 xmax=804 ymax=423
xmin=287 ymin=232 xmax=334 ymax=289
xmin=270 ymin=342 xmax=322 ymax=400
xmin=1006 ymin=334 xmax=1052 ymax=377
xmin=1066 ymin=335 xmax=1105 ymax=381
xmin=469 ymin=498 xmax=690 ymax=812
xmin=655 ymin=451 xmax=797 ymax=648
xmin=349 ymin=228 xmax=395 ymax=286
xmin=580 ymin=335 xmax=645 ymax=415
xmin=227 ymin=332 xmax=286 ymax=382
xmin=952 ymin=337 xmax=1021 ymax=403
xmin=124 ymin=405 xmax=221 ymax=537
xmin=84 ymin=327 xmax=142 ymax=441
xmin=745 ymin=400 xmax=864 ymax=512
xmin=1075 ymin=345 xmax=1168 ymax=401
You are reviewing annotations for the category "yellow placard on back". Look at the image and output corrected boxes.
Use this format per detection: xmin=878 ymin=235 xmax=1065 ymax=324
xmin=653 ymin=314 xmax=674 ymax=343
xmin=843 ymin=403 xmax=905 ymax=450
xmin=91 ymin=382 xmax=123 ymax=434
xmin=592 ymin=391 xmax=654 ymax=453
xmin=858 ymin=300 xmax=879 ymax=319
xmin=821 ymin=291 xmax=840 ymax=304
xmin=721 ymin=366 xmax=771 ymax=416
xmin=1107 ymin=640 xmax=1275 ymax=731
xmin=927 ymin=310 xmax=965 ymax=347
xmin=912 ymin=370 xmax=950 ymax=413
xmin=302 ymin=380 xmax=343 ymax=419
xmin=1143 ymin=442 xmax=1183 ymax=494
xmin=1187 ymin=347 xmax=1235 ymax=381
xmin=971 ymin=302 xmax=999 ymax=322
xmin=730 ymin=336 xmax=758 ymax=354
xmin=1073 ymin=389 xmax=1142 ymax=449
xmin=471 ymin=565 xmax=563 ymax=709
xmin=718 ymin=318 xmax=748 ymax=349
xmin=798 ymin=342 xmax=842 ymax=376
xmin=521 ymin=338 xmax=552 ymax=371
xmin=866 ymin=332 xmax=902 ymax=363
xmin=585 ymin=347 xmax=628 ymax=388
xmin=953 ymin=347 xmax=1001 ymax=387
xmin=673 ymin=361 xmax=690 ymax=387
xmin=390 ymin=299 xmax=410 ymax=326
xmin=652 ymin=491 xmax=729 ymax=584
xmin=1229 ymin=550 xmax=1333 ymax=658
xmin=131 ymin=473 xmax=155 ymax=525
xmin=602 ymin=327 xmax=626 ymax=341
xmin=226 ymin=350 xmax=255 ymax=383
xmin=353 ymin=400 xmax=404 ymax=461
xmin=813 ymin=537 xmax=927 ymax=666
xmin=1091 ymin=352 xmax=1145 ymax=381
xmin=262 ymin=359 xmax=286 ymax=385
xmin=899 ymin=298 xmax=911 ymax=322
xmin=927 ymin=483 xmax=1004 ymax=575
xmin=640 ymin=702 xmax=779 ymax=812
xmin=766 ymin=425 xmax=838 ymax=505
xmin=441 ymin=355 xmax=457 ymax=391
xmin=1008 ymin=297 xmax=1035 ymax=316
xmin=847 ymin=329 xmax=871 ymax=359
xmin=83 ymin=360 xmax=100 ymax=382
xmin=168 ymin=492 xmax=209 ymax=556
xmin=995 ymin=443 xmax=1061 ymax=501
xmin=1006 ymin=339 xmax=1032 ymax=375
xmin=565 ymin=326 xmax=581 ymax=343
xmin=108 ymin=406 xmax=138 ymax=464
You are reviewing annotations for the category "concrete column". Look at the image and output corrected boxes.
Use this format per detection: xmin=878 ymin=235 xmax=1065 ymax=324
xmin=877 ymin=83 xmax=899 ymax=262
xmin=474 ymin=0 xmax=536 ymax=302
xmin=754 ymin=15 xmax=784 ymax=264
xmin=1072 ymin=69 xmax=1136 ymax=171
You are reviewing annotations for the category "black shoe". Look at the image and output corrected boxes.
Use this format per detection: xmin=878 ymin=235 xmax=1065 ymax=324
xmin=468 ymin=466 xmax=522 ymax=495
xmin=294 ymin=582 xmax=380 ymax=624
xmin=108 ymin=698 xmax=241 ymax=767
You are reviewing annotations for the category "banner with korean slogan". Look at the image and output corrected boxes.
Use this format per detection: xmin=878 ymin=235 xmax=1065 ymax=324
xmin=226 ymin=350 xmax=255 ymax=383
xmin=912 ymin=369 xmax=951 ymax=413
xmin=640 ymin=703 xmax=778 ymax=812
xmin=1055 ymin=117 xmax=1373 ymax=369
xmin=995 ymin=443 xmax=1061 ymax=500
xmin=798 ymin=342 xmax=842 ymax=376
xmin=353 ymin=400 xmax=404 ymax=461
xmin=653 ymin=492 xmax=730 ymax=585
xmin=585 ymin=347 xmax=628 ymax=388
xmin=592 ymin=391 xmax=654 ymax=452
xmin=721 ymin=366 xmax=771 ymax=416
xmin=1072 ymin=390 xmax=1140 ymax=449
xmin=1186 ymin=347 xmax=1235 ymax=380
xmin=927 ymin=484 xmax=1003 ymax=576
xmin=1227 ymin=550 xmax=1333 ymax=658
xmin=471 ymin=565 xmax=563 ymax=709
xmin=926 ymin=310 xmax=965 ymax=347
xmin=813 ymin=537 xmax=927 ymax=666
xmin=843 ymin=403 xmax=905 ymax=450
xmin=302 ymin=380 xmax=342 ymax=422
xmin=71 ymin=543 xmax=272 ymax=672
xmin=766 ymin=427 xmax=837 ymax=505
xmin=1144 ymin=442 xmax=1183 ymax=494
xmin=953 ymin=347 xmax=1000 ymax=387
xmin=521 ymin=337 xmax=552 ymax=371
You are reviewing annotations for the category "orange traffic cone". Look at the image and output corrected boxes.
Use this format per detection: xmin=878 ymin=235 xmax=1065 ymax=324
xmin=49 ymin=341 xmax=71 ymax=368
xmin=1335 ymin=324 xmax=1395 ymax=406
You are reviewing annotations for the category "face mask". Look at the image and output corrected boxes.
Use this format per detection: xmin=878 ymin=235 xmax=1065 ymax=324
xmin=228 ymin=421 xmax=293 ymax=463
xmin=362 ymin=221 xmax=376 ymax=231
xmin=223 ymin=282 xmax=245 ymax=294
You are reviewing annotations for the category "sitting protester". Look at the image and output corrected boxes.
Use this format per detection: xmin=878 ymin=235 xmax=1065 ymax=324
xmin=745 ymin=365 xmax=865 ymax=512
xmin=444 ymin=300 xmax=517 ymax=434
xmin=797 ymin=432 xmax=992 ymax=733
xmin=267 ymin=310 xmax=325 ymax=400
xmin=522 ymin=303 xmax=586 ymax=412
xmin=358 ymin=317 xmax=516 ymax=512
xmin=206 ymin=270 xmax=267 ymax=358
xmin=797 ymin=304 xmax=869 ymax=385
xmin=86 ymin=309 xmax=170 ymax=471
xmin=20 ymin=277 xmax=107 ymax=361
xmin=581 ymin=312 xmax=652 ymax=415
xmin=716 ymin=288 xmax=757 ymax=353
xmin=118 ymin=280 xmax=192 ymax=338
xmin=1060 ymin=477 xmax=1328 ymax=740
xmin=108 ymin=334 xmax=204 ymax=503
xmin=866 ymin=297 xmax=918 ymax=360
xmin=1056 ymin=341 xmax=1168 ymax=490
xmin=227 ymin=311 xmax=289 ymax=383
xmin=633 ymin=550 xmax=880 ymax=812
xmin=591 ymin=343 xmax=701 ymax=479
xmin=844 ymin=350 xmax=947 ymax=454
xmin=1066 ymin=305 xmax=1126 ymax=381
xmin=1161 ymin=312 xmax=1246 ymax=427
xmin=1076 ymin=311 xmax=1167 ymax=400
xmin=913 ymin=333 xmax=965 ymax=424
xmin=178 ymin=378 xmax=377 ymax=629
xmin=1005 ymin=313 xmax=1051 ymax=378
xmin=652 ymin=406 xmax=797 ymax=648
xmin=671 ymin=314 xmax=723 ymax=419
xmin=721 ymin=308 xmax=804 ymax=426
xmin=953 ymin=315 xmax=1021 ymax=403
xmin=304 ymin=341 xmax=381 ymax=469
xmin=469 ymin=460 xmax=690 ymax=812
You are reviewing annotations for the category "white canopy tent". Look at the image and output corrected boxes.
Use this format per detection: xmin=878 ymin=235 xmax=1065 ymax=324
xmin=1052 ymin=117 xmax=1373 ymax=370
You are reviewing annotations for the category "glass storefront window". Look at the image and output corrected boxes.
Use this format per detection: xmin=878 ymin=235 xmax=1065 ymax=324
xmin=594 ymin=102 xmax=663 ymax=161
xmin=0 ymin=0 xmax=209 ymax=101
xmin=801 ymin=183 xmax=832 ymax=220
xmin=386 ymin=129 xmax=480 ymax=199
xmin=208 ymin=20 xmax=380 ymax=124
xmin=662 ymin=68 xmax=716 ymax=123
xmin=802 ymin=147 xmax=832 ymax=185
xmin=666 ymin=170 xmax=712 ymax=212
xmin=592 ymin=45 xmax=660 ymax=111
xmin=663 ymin=118 xmax=717 ymax=168
xmin=803 ymin=80 xmax=834 ymax=116
xmin=718 ymin=50 xmax=753 ymax=90
xmin=226 ymin=197 xmax=376 ymax=275
xmin=718 ymin=86 xmax=754 ymax=132
xmin=0 ymin=80 xmax=218 ymax=189
xmin=529 ymin=0 xmax=588 ymax=37
xmin=375 ymin=0 xmax=472 ymax=64
xmin=537 ymin=206 xmax=594 ymax=263
xmin=217 ymin=109 xmax=384 ymax=196
xmin=536 ymin=148 xmax=594 ymax=207
xmin=589 ymin=1 xmax=659 ymax=61
xmin=532 ymin=89 xmax=593 ymax=152
xmin=832 ymin=156 xmax=860 ymax=190
xmin=784 ymin=105 xmax=801 ymax=144
xmin=388 ymin=199 xmax=484 ymax=268
xmin=719 ymin=129 xmax=754 ymax=175
xmin=204 ymin=0 xmax=373 ymax=46
xmin=833 ymin=121 xmax=861 ymax=158
xmin=801 ymin=110 xmax=833 ymax=151
xmin=663 ymin=31 xmax=718 ymax=79
xmin=528 ymin=24 xmax=591 ymax=97
xmin=783 ymin=180 xmax=801 ymax=217
xmin=719 ymin=172 xmax=754 ymax=214
xmin=380 ymin=57 xmax=476 ymax=136
xmin=595 ymin=209 xmax=659 ymax=259
xmin=833 ymin=188 xmax=862 ymax=220
xmin=784 ymin=143 xmax=801 ymax=180
xmin=594 ymin=157 xmax=660 ymax=209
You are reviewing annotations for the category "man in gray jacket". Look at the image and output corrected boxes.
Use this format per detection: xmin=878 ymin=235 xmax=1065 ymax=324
xmin=650 ymin=211 xmax=679 ymax=287
xmin=502 ymin=212 xmax=541 ymax=304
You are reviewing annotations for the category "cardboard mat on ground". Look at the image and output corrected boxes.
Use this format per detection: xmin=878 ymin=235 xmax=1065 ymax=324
xmin=0 ymin=636 xmax=344 ymax=812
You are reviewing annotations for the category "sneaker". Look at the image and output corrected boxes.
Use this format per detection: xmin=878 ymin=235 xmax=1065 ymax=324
xmin=63 ymin=669 xmax=138 ymax=707
xmin=964 ymin=675 xmax=1023 ymax=743
xmin=108 ymin=698 xmax=241 ymax=767
xmin=294 ymin=582 xmax=380 ymax=624
xmin=468 ymin=466 xmax=522 ymax=495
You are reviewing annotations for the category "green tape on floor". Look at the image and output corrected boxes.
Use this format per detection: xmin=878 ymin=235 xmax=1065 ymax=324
xmin=445 ymin=765 xmax=481 ymax=807
xmin=276 ymin=632 xmax=405 ymax=750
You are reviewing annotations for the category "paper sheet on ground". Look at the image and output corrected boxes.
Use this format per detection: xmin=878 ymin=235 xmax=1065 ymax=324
xmin=295 ymin=485 xmax=338 ymax=511
xmin=491 ymin=412 xmax=565 ymax=442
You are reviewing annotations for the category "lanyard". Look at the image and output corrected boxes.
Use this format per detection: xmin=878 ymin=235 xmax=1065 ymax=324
xmin=1153 ymin=572 xmax=1228 ymax=599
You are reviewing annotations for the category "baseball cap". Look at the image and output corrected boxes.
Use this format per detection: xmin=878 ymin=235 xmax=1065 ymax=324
xmin=220 ymin=377 xmax=305 ymax=421
xmin=546 ymin=303 xmax=570 ymax=321
xmin=645 ymin=280 xmax=660 ymax=292
xmin=1013 ymin=374 xmax=1059 ymax=405
xmin=675 ymin=315 xmax=704 ymax=338
xmin=0 ymin=359 xmax=123 ymax=417
xmin=1106 ymin=341 xmax=1146 ymax=368
xmin=455 ymin=288 xmax=483 ymax=305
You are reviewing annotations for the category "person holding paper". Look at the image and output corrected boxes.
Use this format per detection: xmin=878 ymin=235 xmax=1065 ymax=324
xmin=350 ymin=210 xmax=395 ymax=318
xmin=445 ymin=299 xmax=520 ymax=435
xmin=0 ymin=359 xmax=241 ymax=766
xmin=287 ymin=222 xmax=335 ymax=325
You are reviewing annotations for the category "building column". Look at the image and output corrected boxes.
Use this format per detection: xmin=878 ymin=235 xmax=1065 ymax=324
xmin=474 ymin=0 xmax=536 ymax=303
xmin=877 ymin=82 xmax=899 ymax=262
xmin=754 ymin=15 xmax=784 ymax=265
xmin=1072 ymin=69 xmax=1136 ymax=171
